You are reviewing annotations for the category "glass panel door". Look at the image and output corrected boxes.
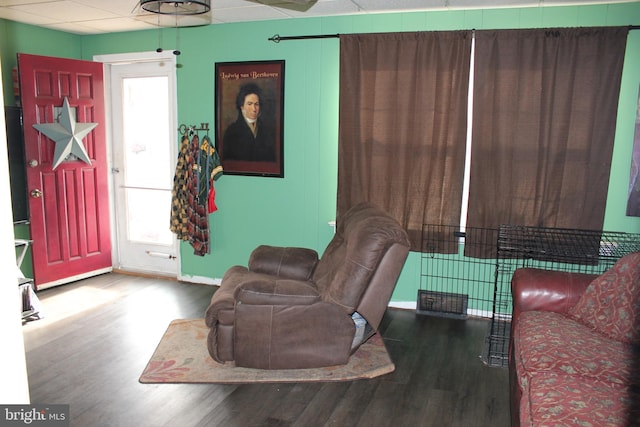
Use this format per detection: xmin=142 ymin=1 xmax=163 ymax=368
xmin=108 ymin=57 xmax=178 ymax=276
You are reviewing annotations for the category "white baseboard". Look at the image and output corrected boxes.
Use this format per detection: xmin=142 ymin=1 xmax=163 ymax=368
xmin=388 ymin=301 xmax=416 ymax=310
xmin=178 ymin=274 xmax=221 ymax=286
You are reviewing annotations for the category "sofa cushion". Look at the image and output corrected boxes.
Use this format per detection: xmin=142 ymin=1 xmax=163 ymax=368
xmin=234 ymin=277 xmax=321 ymax=306
xmin=514 ymin=310 xmax=632 ymax=387
xmin=568 ymin=252 xmax=640 ymax=345
xmin=248 ymin=245 xmax=318 ymax=281
xmin=525 ymin=373 xmax=629 ymax=427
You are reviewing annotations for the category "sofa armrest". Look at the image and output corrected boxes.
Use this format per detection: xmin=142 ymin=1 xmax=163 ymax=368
xmin=511 ymin=268 xmax=597 ymax=324
xmin=235 ymin=278 xmax=321 ymax=306
xmin=248 ymin=245 xmax=319 ymax=280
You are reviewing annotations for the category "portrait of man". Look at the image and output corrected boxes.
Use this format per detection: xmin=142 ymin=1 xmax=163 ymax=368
xmin=215 ymin=60 xmax=284 ymax=177
xmin=223 ymin=83 xmax=276 ymax=162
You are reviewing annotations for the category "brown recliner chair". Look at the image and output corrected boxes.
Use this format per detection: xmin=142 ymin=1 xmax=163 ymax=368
xmin=204 ymin=202 xmax=410 ymax=369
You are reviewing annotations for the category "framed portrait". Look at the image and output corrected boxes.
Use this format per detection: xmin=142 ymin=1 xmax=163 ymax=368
xmin=215 ymin=60 xmax=285 ymax=177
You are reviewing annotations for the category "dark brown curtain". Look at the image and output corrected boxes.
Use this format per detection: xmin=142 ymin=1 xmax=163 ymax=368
xmin=467 ymin=27 xmax=628 ymax=242
xmin=338 ymin=31 xmax=472 ymax=251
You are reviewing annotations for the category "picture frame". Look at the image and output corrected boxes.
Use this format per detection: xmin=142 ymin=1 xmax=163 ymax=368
xmin=215 ymin=60 xmax=285 ymax=177
xmin=627 ymin=83 xmax=640 ymax=217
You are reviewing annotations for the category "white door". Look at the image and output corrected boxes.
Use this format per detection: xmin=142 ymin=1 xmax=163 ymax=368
xmin=100 ymin=53 xmax=178 ymax=276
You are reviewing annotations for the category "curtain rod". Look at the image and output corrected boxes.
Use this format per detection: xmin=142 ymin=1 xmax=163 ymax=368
xmin=268 ymin=25 xmax=640 ymax=43
xmin=268 ymin=34 xmax=339 ymax=43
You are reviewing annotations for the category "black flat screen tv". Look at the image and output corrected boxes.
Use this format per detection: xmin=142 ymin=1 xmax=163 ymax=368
xmin=4 ymin=106 xmax=29 ymax=223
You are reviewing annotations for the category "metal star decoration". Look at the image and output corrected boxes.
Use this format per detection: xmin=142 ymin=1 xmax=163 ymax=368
xmin=33 ymin=97 xmax=98 ymax=170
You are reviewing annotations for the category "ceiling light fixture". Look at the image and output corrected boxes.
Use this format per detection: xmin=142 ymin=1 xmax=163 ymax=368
xmin=141 ymin=0 xmax=211 ymax=15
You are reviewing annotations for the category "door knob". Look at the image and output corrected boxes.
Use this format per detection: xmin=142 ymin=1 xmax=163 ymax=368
xmin=28 ymin=159 xmax=39 ymax=168
xmin=30 ymin=189 xmax=42 ymax=198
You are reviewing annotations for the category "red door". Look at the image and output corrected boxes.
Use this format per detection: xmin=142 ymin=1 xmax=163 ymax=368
xmin=18 ymin=53 xmax=112 ymax=289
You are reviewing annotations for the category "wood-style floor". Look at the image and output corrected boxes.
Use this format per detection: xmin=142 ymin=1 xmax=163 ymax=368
xmin=22 ymin=273 xmax=510 ymax=427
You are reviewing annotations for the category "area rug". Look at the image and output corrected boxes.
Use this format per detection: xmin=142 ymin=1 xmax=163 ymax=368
xmin=139 ymin=319 xmax=395 ymax=384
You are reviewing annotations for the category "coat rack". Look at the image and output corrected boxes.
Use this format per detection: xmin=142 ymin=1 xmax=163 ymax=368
xmin=179 ymin=122 xmax=209 ymax=136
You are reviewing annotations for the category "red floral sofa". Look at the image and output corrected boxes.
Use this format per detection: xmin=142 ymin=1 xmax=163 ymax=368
xmin=509 ymin=252 xmax=640 ymax=426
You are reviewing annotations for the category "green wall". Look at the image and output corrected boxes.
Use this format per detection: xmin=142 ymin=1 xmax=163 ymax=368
xmin=2 ymin=3 xmax=640 ymax=304
xmin=1 ymin=20 xmax=81 ymax=106
xmin=1 ymin=20 xmax=83 ymax=280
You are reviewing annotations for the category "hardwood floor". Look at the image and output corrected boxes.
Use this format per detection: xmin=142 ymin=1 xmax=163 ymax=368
xmin=22 ymin=273 xmax=510 ymax=427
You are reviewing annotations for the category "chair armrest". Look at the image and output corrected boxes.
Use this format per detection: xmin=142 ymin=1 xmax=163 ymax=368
xmin=248 ymin=245 xmax=319 ymax=280
xmin=235 ymin=278 xmax=321 ymax=306
xmin=511 ymin=268 xmax=597 ymax=324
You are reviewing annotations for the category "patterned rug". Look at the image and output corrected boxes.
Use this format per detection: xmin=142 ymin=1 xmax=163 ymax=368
xmin=139 ymin=319 xmax=395 ymax=384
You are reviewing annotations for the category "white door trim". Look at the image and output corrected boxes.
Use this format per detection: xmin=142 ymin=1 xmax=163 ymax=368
xmin=95 ymin=51 xmax=179 ymax=277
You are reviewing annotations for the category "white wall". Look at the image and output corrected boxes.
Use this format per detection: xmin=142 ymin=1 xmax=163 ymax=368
xmin=0 ymin=59 xmax=30 ymax=403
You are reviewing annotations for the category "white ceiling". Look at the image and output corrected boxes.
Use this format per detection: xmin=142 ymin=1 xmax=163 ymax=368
xmin=0 ymin=0 xmax=636 ymax=35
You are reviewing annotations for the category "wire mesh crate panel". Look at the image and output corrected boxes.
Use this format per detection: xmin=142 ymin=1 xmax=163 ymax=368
xmin=420 ymin=223 xmax=639 ymax=367
xmin=483 ymin=225 xmax=640 ymax=368
xmin=599 ymin=232 xmax=640 ymax=259
xmin=497 ymin=225 xmax=639 ymax=271
xmin=420 ymin=225 xmax=499 ymax=318
xmin=485 ymin=314 xmax=512 ymax=367
xmin=493 ymin=226 xmax=640 ymax=316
